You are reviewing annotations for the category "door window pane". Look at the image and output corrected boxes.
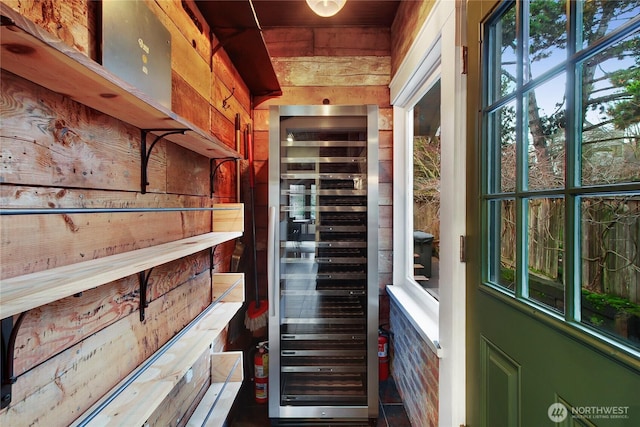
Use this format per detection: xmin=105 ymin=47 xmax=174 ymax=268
xmin=581 ymin=196 xmax=640 ymax=346
xmin=526 ymin=74 xmax=566 ymax=191
xmin=413 ymin=81 xmax=440 ymax=299
xmin=487 ymin=100 xmax=518 ymax=193
xmin=489 ymin=3 xmax=517 ymax=101
xmin=488 ymin=199 xmax=517 ymax=292
xmin=579 ymin=1 xmax=640 ymax=49
xmin=580 ymin=30 xmax=640 ymax=185
xmin=527 ymin=197 xmax=565 ymax=313
xmin=526 ymin=0 xmax=567 ymax=81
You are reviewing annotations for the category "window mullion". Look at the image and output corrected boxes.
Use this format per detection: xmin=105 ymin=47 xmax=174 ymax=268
xmin=564 ymin=0 xmax=580 ymax=323
xmin=515 ymin=95 xmax=528 ymax=299
xmin=515 ymin=0 xmax=527 ymax=299
xmin=516 ymin=197 xmax=529 ymax=299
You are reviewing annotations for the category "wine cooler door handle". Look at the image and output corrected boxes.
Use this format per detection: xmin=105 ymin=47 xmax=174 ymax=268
xmin=268 ymin=205 xmax=276 ymax=317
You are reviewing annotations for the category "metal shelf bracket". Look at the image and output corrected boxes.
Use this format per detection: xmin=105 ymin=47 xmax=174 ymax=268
xmin=1 ymin=312 xmax=27 ymax=409
xmin=210 ymin=157 xmax=236 ymax=197
xmin=138 ymin=268 xmax=155 ymax=322
xmin=140 ymin=129 xmax=188 ymax=194
xmin=210 ymin=245 xmax=219 ymax=273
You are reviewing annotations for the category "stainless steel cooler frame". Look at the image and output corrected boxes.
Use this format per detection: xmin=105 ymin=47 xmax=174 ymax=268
xmin=268 ymin=105 xmax=379 ymax=422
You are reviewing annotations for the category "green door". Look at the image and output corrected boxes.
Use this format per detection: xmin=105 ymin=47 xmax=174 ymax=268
xmin=466 ymin=1 xmax=640 ymax=426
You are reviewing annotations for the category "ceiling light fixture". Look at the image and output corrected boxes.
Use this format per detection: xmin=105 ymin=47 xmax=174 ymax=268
xmin=306 ymin=0 xmax=346 ymax=17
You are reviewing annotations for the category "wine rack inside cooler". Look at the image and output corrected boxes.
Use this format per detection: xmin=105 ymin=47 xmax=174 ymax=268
xmin=269 ymin=106 xmax=378 ymax=420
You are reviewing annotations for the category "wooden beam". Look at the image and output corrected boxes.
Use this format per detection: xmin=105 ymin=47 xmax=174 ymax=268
xmin=272 ymin=56 xmax=391 ymax=87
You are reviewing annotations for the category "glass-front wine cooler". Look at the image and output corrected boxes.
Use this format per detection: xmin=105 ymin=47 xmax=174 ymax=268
xmin=268 ymin=105 xmax=379 ymax=422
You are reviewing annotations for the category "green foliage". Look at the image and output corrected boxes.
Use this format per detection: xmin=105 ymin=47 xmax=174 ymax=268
xmin=528 ymin=0 xmax=567 ymax=60
xmin=501 ymin=266 xmax=515 ymax=282
xmin=608 ymin=65 xmax=640 ymax=130
xmin=588 ymin=315 xmax=604 ymax=326
xmin=582 ymin=288 xmax=640 ymax=316
xmin=500 ymin=266 xmax=516 ymax=289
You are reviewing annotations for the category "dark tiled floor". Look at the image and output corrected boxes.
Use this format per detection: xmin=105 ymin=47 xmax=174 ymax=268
xmin=378 ymin=377 xmax=412 ymax=427
xmin=228 ymin=376 xmax=411 ymax=426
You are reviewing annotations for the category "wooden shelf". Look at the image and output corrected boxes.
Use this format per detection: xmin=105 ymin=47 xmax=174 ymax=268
xmin=0 ymin=204 xmax=244 ymax=318
xmin=71 ymin=274 xmax=244 ymax=426
xmin=186 ymin=351 xmax=244 ymax=426
xmin=211 ymin=203 xmax=245 ymax=233
xmin=187 ymin=381 xmax=243 ymax=426
xmin=0 ymin=3 xmax=239 ymax=159
xmin=213 ymin=272 xmax=246 ymax=303
xmin=0 ymin=6 xmax=248 ymax=421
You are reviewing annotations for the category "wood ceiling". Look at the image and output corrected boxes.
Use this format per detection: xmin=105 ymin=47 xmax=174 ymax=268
xmin=195 ymin=0 xmax=402 ymax=104
xmin=252 ymin=1 xmax=402 ymax=28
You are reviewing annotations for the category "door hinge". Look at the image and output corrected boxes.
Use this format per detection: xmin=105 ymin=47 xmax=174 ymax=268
xmin=462 ymin=46 xmax=468 ymax=74
xmin=460 ymin=235 xmax=467 ymax=263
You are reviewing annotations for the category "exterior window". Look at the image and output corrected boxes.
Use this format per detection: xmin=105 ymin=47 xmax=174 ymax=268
xmin=413 ymin=81 xmax=441 ymax=300
xmin=482 ymin=0 xmax=640 ymax=349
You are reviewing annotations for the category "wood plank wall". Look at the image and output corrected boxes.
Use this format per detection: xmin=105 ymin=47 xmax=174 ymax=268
xmin=0 ymin=0 xmax=436 ymax=423
xmin=257 ymin=27 xmax=395 ymax=301
xmin=390 ymin=0 xmax=436 ymax=76
xmin=0 ymin=1 xmax=248 ymax=425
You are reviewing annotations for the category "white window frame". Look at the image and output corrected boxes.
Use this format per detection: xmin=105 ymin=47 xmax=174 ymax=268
xmin=387 ymin=1 xmax=467 ymax=425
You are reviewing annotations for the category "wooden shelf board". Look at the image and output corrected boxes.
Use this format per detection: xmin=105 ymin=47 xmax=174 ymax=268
xmin=210 ymin=351 xmax=244 ymax=383
xmin=186 ymin=381 xmax=242 ymax=427
xmin=212 ymin=203 xmax=244 ymax=233
xmin=0 ymin=3 xmax=239 ymax=159
xmin=0 ymin=231 xmax=242 ymax=318
xmin=213 ymin=273 xmax=245 ymax=303
xmin=71 ymin=301 xmax=243 ymax=426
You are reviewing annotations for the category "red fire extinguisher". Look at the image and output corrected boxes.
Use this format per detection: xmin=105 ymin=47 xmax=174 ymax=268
xmin=378 ymin=326 xmax=390 ymax=381
xmin=254 ymin=341 xmax=269 ymax=404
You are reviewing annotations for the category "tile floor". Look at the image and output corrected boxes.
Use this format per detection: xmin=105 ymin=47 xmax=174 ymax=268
xmin=377 ymin=377 xmax=412 ymax=427
xmin=228 ymin=376 xmax=411 ymax=426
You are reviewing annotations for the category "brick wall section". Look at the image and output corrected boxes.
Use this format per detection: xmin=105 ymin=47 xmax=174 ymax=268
xmin=390 ymin=298 xmax=439 ymax=427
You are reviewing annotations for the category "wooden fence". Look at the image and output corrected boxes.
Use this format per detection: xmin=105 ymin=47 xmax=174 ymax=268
xmin=496 ymin=198 xmax=639 ymax=304
xmin=582 ymin=197 xmax=640 ymax=304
